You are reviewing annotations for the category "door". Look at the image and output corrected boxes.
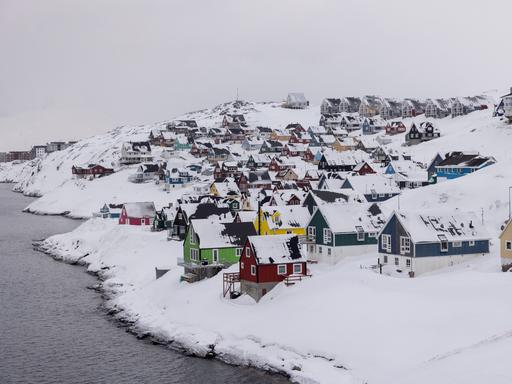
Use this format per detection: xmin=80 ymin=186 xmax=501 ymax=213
xmin=213 ymin=249 xmax=219 ymax=264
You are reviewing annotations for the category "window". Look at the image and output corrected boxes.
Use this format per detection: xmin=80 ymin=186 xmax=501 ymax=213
xmin=439 ymin=235 xmax=448 ymax=252
xmin=327 ymin=247 xmax=332 ymax=255
xmin=406 ymin=258 xmax=411 ymax=268
xmin=251 ymin=265 xmax=256 ymax=276
xmin=400 ymin=237 xmax=410 ymax=254
xmin=246 ymin=247 xmax=251 ymax=258
xmin=394 ymin=257 xmax=399 ymax=266
xmin=356 ymin=226 xmax=365 ymax=242
xmin=307 ymin=226 xmax=316 ymax=240
xmin=469 ymin=240 xmax=475 ymax=247
xmin=189 ymin=227 xmax=195 ymax=245
xmin=382 ymin=234 xmax=391 ymax=252
xmin=190 ymin=248 xmax=199 ymax=261
xmin=452 ymin=241 xmax=462 ymax=248
xmin=236 ymin=248 xmax=242 ymax=257
xmin=319 ymin=246 xmax=323 ymax=254
xmin=506 ymin=241 xmax=512 ymax=250
xmin=383 ymin=255 xmax=388 ymax=263
xmin=212 ymin=249 xmax=219 ymax=263
xmin=369 ymin=232 xmax=377 ymax=238
xmin=241 ymin=262 xmax=244 ymax=270
xmin=277 ymin=264 xmax=287 ymax=275
xmin=293 ymin=264 xmax=302 ymax=274
xmin=323 ymin=228 xmax=332 ymax=244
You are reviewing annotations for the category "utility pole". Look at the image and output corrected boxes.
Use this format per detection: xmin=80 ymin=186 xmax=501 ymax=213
xmin=236 ymin=88 xmax=239 ymax=102
xmin=258 ymin=192 xmax=261 ymax=236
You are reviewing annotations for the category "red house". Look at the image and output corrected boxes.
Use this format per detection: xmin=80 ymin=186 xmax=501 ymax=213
xmin=352 ymin=161 xmax=376 ymax=175
xmin=72 ymin=164 xmax=114 ymax=178
xmin=118 ymin=202 xmax=156 ymax=226
xmin=385 ymin=121 xmax=406 ymax=135
xmin=239 ymin=235 xmax=308 ymax=301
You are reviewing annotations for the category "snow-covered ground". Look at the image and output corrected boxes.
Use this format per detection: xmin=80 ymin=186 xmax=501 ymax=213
xmin=4 ymin=99 xmax=512 ymax=383
xmin=39 ymin=217 xmax=512 ymax=384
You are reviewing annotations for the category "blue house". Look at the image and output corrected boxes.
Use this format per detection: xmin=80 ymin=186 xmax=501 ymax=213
xmin=165 ymin=168 xmax=193 ymax=190
xmin=378 ymin=211 xmax=490 ymax=277
xmin=435 ymin=152 xmax=496 ymax=180
xmin=361 ymin=118 xmax=376 ymax=135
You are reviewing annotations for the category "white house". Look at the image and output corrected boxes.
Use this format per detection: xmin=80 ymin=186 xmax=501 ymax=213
xmin=284 ymin=93 xmax=309 ymax=109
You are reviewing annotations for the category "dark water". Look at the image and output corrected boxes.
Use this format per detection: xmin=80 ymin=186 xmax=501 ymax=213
xmin=0 ymin=184 xmax=288 ymax=384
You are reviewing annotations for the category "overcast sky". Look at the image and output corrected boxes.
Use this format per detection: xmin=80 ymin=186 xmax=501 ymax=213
xmin=1 ymin=0 xmax=511 ymax=151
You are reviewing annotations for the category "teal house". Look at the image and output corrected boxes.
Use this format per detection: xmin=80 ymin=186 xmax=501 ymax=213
xmin=306 ymin=203 xmax=385 ymax=264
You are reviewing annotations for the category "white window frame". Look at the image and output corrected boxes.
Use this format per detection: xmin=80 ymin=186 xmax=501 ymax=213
xmin=293 ymin=263 xmax=302 ymax=274
xmin=506 ymin=241 xmax=512 ymax=250
xmin=319 ymin=246 xmax=323 ymax=254
xmin=189 ymin=226 xmax=195 ymax=245
xmin=406 ymin=258 xmax=411 ymax=268
xmin=190 ymin=248 xmax=198 ymax=261
xmin=307 ymin=226 xmax=316 ymax=240
xmin=236 ymin=248 xmax=242 ymax=257
xmin=356 ymin=227 xmax=365 ymax=242
xmin=469 ymin=240 xmax=475 ymax=247
xmin=327 ymin=247 xmax=332 ymax=255
xmin=241 ymin=262 xmax=244 ymax=270
xmin=323 ymin=228 xmax=332 ymax=244
xmin=382 ymin=234 xmax=391 ymax=253
xmin=246 ymin=247 xmax=251 ymax=258
xmin=452 ymin=241 xmax=462 ymax=248
xmin=394 ymin=257 xmax=399 ymax=266
xmin=383 ymin=255 xmax=388 ymax=263
xmin=277 ymin=264 xmax=287 ymax=275
xmin=400 ymin=236 xmax=410 ymax=254
xmin=251 ymin=265 xmax=256 ymax=276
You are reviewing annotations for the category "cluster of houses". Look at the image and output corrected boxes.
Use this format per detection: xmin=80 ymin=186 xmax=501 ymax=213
xmin=320 ymin=95 xmax=490 ymax=120
xmin=83 ymin=97 xmax=509 ymax=303
xmin=0 ymin=141 xmax=76 ymax=163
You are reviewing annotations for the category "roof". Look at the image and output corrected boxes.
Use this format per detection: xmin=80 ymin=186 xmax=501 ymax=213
xmin=260 ymin=206 xmax=310 ymax=229
xmin=287 ymin=93 xmax=308 ymax=104
xmin=192 ymin=219 xmax=257 ymax=248
xmin=392 ymin=211 xmax=490 ymax=243
xmin=309 ymin=189 xmax=349 ymax=204
xmin=123 ymin=141 xmax=152 ymax=153
xmin=249 ymin=234 xmax=306 ymax=265
xmin=316 ymin=203 xmax=385 ymax=233
xmin=344 ymin=174 xmax=401 ymax=195
xmin=123 ymin=202 xmax=156 ymax=218
xmin=437 ymin=152 xmax=495 ymax=168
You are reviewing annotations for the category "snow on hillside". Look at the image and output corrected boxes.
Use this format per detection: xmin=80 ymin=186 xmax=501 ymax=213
xmin=39 ymin=218 xmax=512 ymax=384
xmin=0 ymin=100 xmax=320 ymax=217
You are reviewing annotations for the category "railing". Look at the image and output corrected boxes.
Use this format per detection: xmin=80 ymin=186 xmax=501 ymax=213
xmin=223 ymin=272 xmax=240 ymax=297
xmin=284 ymin=273 xmax=311 ymax=286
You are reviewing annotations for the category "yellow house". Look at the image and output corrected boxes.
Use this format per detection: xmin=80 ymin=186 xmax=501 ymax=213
xmin=332 ymin=137 xmax=357 ymax=152
xmin=253 ymin=206 xmax=309 ymax=236
xmin=499 ymin=219 xmax=512 ymax=271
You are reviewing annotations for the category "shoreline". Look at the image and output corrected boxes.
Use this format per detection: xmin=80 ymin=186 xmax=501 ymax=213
xmin=32 ymin=239 xmax=295 ymax=383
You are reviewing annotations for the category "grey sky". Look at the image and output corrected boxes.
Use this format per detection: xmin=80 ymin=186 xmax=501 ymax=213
xmin=1 ymin=0 xmax=511 ymax=150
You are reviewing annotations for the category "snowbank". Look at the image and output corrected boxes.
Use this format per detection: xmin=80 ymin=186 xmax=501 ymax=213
xmin=39 ymin=218 xmax=512 ymax=384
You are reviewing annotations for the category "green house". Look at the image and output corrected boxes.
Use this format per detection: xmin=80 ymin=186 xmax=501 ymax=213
xmin=306 ymin=203 xmax=385 ymax=264
xmin=181 ymin=218 xmax=256 ymax=282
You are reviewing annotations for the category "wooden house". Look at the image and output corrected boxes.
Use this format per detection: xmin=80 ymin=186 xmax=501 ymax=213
xmin=239 ymin=235 xmax=308 ymax=301
xmin=283 ymin=93 xmax=309 ymax=109
xmin=385 ymin=121 xmax=406 ymax=135
xmin=435 ymin=152 xmax=496 ymax=180
xmin=306 ymin=203 xmax=385 ymax=263
xmin=182 ymin=219 xmax=257 ymax=282
xmin=72 ymin=164 xmax=114 ymax=179
xmin=171 ymin=202 xmax=231 ymax=240
xmin=499 ymin=219 xmax=512 ymax=271
xmin=405 ymin=122 xmax=440 ymax=146
xmin=119 ymin=202 xmax=156 ymax=226
xmin=302 ymin=189 xmax=349 ymax=214
xmin=120 ymin=141 xmax=153 ymax=165
xmin=320 ymin=98 xmax=342 ymax=115
xmin=378 ymin=211 xmax=490 ymax=277
xmin=260 ymin=140 xmax=284 ymax=154
xmin=254 ymin=206 xmax=310 ymax=236
xmin=222 ymin=114 xmax=247 ymax=129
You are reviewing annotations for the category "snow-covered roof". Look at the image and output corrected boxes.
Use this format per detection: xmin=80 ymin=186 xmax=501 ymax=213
xmin=249 ymin=234 xmax=306 ymax=265
xmin=191 ymin=219 xmax=256 ymax=248
xmin=260 ymin=205 xmax=311 ymax=229
xmin=344 ymin=174 xmax=400 ymax=195
xmin=287 ymin=93 xmax=308 ymax=104
xmin=123 ymin=202 xmax=156 ymax=218
xmin=316 ymin=203 xmax=385 ymax=233
xmin=393 ymin=211 xmax=491 ymax=243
